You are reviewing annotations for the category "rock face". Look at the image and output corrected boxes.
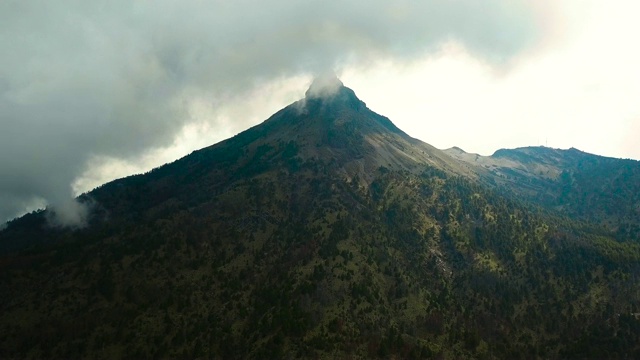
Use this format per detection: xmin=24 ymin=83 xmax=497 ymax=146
xmin=1 ymin=79 xmax=639 ymax=359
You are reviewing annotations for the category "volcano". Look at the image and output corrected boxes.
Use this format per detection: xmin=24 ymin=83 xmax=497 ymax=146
xmin=1 ymin=78 xmax=639 ymax=359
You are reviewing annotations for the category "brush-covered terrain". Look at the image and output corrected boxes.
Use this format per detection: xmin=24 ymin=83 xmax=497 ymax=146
xmin=447 ymin=146 xmax=640 ymax=240
xmin=1 ymin=78 xmax=639 ymax=359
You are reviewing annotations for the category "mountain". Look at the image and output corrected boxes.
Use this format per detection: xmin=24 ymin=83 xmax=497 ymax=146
xmin=1 ymin=77 xmax=640 ymax=359
xmin=446 ymin=146 xmax=640 ymax=240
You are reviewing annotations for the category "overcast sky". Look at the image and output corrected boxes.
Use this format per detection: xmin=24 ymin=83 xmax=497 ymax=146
xmin=1 ymin=0 xmax=639 ymax=226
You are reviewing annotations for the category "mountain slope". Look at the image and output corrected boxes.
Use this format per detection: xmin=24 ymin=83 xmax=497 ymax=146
xmin=0 ymin=77 xmax=475 ymax=255
xmin=446 ymin=146 xmax=640 ymax=240
xmin=1 ymin=78 xmax=639 ymax=359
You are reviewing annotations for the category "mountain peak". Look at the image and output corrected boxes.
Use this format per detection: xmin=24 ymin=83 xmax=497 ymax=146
xmin=303 ymin=74 xmax=365 ymax=111
xmin=305 ymin=73 xmax=344 ymax=99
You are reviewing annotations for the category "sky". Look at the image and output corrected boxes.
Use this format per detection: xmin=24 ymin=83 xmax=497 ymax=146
xmin=1 ymin=0 xmax=639 ymax=226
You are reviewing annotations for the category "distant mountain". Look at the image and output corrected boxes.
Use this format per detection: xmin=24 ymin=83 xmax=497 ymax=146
xmin=446 ymin=146 xmax=640 ymax=240
xmin=1 ymin=77 xmax=639 ymax=359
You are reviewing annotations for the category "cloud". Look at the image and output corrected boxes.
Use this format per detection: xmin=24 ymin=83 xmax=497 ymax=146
xmin=45 ymin=198 xmax=92 ymax=228
xmin=339 ymin=1 xmax=640 ymax=161
xmin=0 ymin=0 xmax=546 ymax=225
xmin=305 ymin=73 xmax=344 ymax=99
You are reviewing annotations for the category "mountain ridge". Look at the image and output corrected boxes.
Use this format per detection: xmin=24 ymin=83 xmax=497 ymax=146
xmin=446 ymin=145 xmax=640 ymax=236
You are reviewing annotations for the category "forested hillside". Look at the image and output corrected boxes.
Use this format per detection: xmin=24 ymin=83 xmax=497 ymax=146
xmin=1 ymin=79 xmax=639 ymax=359
xmin=447 ymin=146 xmax=640 ymax=242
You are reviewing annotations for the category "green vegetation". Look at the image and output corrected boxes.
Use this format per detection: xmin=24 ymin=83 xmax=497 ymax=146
xmin=1 ymin=85 xmax=639 ymax=359
xmin=488 ymin=147 xmax=640 ymax=241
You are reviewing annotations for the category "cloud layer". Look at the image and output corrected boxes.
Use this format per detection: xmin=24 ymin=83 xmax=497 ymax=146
xmin=0 ymin=0 xmax=544 ymax=225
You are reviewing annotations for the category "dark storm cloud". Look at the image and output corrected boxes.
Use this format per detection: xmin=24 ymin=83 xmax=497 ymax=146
xmin=0 ymin=0 xmax=543 ymax=226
